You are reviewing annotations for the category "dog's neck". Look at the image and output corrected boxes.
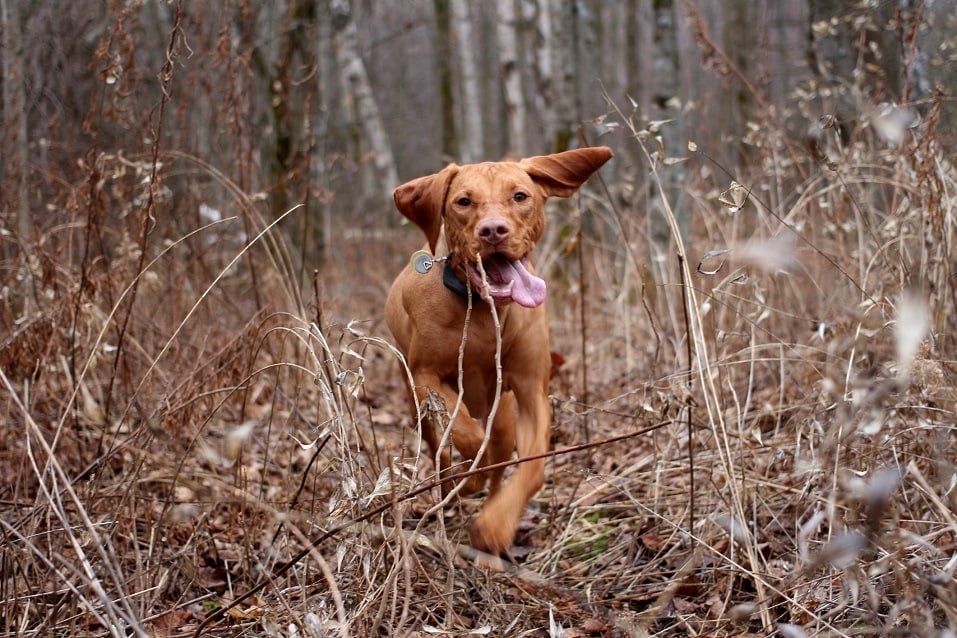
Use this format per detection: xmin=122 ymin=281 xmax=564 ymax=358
xmin=442 ymin=259 xmax=483 ymax=304
xmin=434 ymin=233 xmax=483 ymax=305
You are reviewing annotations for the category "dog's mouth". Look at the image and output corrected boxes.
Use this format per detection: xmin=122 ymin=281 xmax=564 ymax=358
xmin=467 ymin=253 xmax=546 ymax=308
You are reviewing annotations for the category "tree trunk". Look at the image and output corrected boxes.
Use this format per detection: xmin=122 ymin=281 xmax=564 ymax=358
xmin=808 ymin=0 xmax=858 ymax=87
xmin=549 ymin=0 xmax=578 ymax=152
xmin=651 ymin=0 xmax=681 ymax=155
xmin=274 ymin=0 xmax=318 ymax=274
xmin=577 ymin=0 xmax=601 ymax=121
xmin=451 ymin=0 xmax=483 ymax=162
xmin=1 ymin=0 xmax=30 ymax=245
xmin=624 ymin=0 xmax=653 ymax=179
xmin=719 ymin=0 xmax=754 ymax=166
xmin=497 ymin=0 xmax=526 ymax=156
xmin=434 ymin=0 xmax=457 ymax=159
xmin=314 ymin=0 xmax=335 ymax=263
xmin=528 ymin=0 xmax=557 ymax=152
xmin=332 ymin=0 xmax=399 ymax=209
xmin=650 ymin=0 xmax=686 ymax=242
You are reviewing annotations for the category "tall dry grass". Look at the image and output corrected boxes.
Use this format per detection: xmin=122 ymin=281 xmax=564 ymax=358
xmin=3 ymin=9 xmax=957 ymax=638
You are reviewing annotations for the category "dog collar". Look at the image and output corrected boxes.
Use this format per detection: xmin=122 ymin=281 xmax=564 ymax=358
xmin=443 ymin=259 xmax=482 ymax=304
xmin=409 ymin=249 xmax=482 ymax=304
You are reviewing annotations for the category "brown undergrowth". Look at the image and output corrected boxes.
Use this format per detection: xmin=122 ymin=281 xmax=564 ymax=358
xmin=3 ymin=12 xmax=957 ymax=638
xmin=3 ymin=97 xmax=956 ymax=636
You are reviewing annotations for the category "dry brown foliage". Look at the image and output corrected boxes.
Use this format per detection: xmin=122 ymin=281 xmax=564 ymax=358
xmin=3 ymin=4 xmax=957 ymax=638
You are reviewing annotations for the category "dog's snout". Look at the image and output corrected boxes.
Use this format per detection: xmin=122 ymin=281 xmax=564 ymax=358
xmin=477 ymin=218 xmax=510 ymax=245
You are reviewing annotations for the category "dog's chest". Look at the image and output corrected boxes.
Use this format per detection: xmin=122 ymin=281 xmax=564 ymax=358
xmin=453 ymin=307 xmax=541 ymax=365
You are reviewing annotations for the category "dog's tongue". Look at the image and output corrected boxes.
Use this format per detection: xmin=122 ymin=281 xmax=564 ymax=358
xmin=484 ymin=255 xmax=546 ymax=308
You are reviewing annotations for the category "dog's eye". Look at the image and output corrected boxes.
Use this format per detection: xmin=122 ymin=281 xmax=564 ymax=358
xmin=513 ymin=192 xmax=528 ymax=202
xmin=455 ymin=197 xmax=472 ymax=207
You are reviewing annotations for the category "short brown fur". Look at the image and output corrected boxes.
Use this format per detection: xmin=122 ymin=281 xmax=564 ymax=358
xmin=386 ymin=147 xmax=613 ymax=555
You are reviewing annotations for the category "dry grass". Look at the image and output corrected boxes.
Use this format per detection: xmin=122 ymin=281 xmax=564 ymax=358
xmin=3 ymin=14 xmax=957 ymax=638
xmin=4 ymin=102 xmax=956 ymax=637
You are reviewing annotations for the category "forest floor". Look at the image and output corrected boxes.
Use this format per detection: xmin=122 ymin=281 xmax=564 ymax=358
xmin=3 ymin=112 xmax=957 ymax=637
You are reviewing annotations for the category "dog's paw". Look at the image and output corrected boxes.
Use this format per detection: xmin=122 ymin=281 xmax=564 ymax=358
xmin=469 ymin=511 xmax=515 ymax=556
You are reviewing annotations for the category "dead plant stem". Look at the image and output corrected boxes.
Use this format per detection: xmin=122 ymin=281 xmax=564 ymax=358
xmin=102 ymin=0 xmax=182 ymax=433
xmin=576 ymin=193 xmax=591 ymax=447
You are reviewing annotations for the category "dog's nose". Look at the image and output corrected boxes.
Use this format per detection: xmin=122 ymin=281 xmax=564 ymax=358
xmin=477 ymin=218 xmax=510 ymax=245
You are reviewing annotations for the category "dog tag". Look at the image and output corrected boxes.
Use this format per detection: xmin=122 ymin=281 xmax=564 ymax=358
xmin=411 ymin=250 xmax=434 ymax=274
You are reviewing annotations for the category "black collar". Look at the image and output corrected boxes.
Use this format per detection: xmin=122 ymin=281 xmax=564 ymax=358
xmin=443 ymin=259 xmax=483 ymax=304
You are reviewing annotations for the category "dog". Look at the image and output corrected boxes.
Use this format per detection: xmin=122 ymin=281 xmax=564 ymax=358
xmin=385 ymin=146 xmax=613 ymax=555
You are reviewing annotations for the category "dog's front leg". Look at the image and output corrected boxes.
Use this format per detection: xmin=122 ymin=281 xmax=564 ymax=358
xmin=469 ymin=372 xmax=551 ymax=555
xmin=410 ymin=373 xmax=491 ymax=497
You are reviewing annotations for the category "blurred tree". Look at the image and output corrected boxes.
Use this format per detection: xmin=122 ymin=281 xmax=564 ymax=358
xmin=577 ymin=0 xmax=602 ymax=128
xmin=270 ymin=0 xmax=318 ymax=220
xmin=498 ymin=0 xmax=526 ymax=156
xmin=331 ymin=0 xmax=398 ymax=209
xmin=528 ymin=0 xmax=556 ymax=152
xmin=549 ymin=0 xmax=579 ymax=152
xmin=624 ymin=0 xmax=653 ymax=116
xmin=650 ymin=0 xmax=686 ymax=240
xmin=1 ymin=0 xmax=30 ymax=250
xmin=720 ymin=0 xmax=758 ymax=163
xmin=434 ymin=0 xmax=457 ymax=159
xmin=2 ymin=0 xmax=953 ymax=269
xmin=451 ymin=0 xmax=483 ymax=162
xmin=809 ymin=0 xmax=904 ymax=100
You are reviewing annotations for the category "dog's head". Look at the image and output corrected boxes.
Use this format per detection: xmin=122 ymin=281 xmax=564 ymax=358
xmin=394 ymin=146 xmax=613 ymax=307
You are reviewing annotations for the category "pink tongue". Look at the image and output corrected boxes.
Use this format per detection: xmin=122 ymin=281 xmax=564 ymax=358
xmin=486 ymin=256 xmax=546 ymax=308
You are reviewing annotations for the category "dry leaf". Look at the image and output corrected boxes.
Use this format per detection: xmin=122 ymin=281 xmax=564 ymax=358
xmin=718 ymin=181 xmax=749 ymax=212
xmin=697 ymin=249 xmax=729 ymax=275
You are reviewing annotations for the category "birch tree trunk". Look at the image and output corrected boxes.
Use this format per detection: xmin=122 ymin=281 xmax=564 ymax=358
xmin=497 ymin=0 xmax=526 ymax=156
xmin=549 ymin=0 xmax=578 ymax=152
xmin=331 ymin=0 xmax=398 ymax=207
xmin=528 ymin=0 xmax=557 ymax=152
xmin=451 ymin=0 xmax=483 ymax=162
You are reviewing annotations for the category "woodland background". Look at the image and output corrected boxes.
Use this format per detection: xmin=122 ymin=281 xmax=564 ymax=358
xmin=2 ymin=1 xmax=957 ymax=637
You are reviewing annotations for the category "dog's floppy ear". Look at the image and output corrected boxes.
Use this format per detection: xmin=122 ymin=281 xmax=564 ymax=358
xmin=520 ymin=146 xmax=613 ymax=198
xmin=393 ymin=163 xmax=459 ymax=253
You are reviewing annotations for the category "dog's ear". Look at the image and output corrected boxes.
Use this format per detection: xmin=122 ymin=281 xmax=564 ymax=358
xmin=520 ymin=146 xmax=613 ymax=198
xmin=393 ymin=163 xmax=459 ymax=253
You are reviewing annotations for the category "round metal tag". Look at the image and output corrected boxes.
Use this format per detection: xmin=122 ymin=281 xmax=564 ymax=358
xmin=411 ymin=250 xmax=434 ymax=274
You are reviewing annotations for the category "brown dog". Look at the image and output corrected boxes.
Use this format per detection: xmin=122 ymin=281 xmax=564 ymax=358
xmin=385 ymin=146 xmax=613 ymax=555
